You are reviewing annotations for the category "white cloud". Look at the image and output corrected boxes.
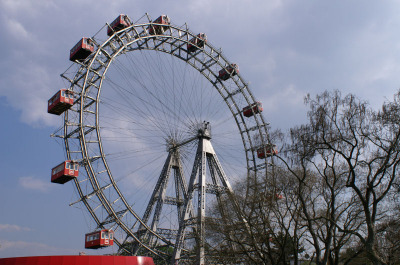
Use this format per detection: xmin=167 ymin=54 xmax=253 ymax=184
xmin=0 ymin=224 xmax=31 ymax=232
xmin=5 ymin=19 xmax=30 ymax=40
xmin=0 ymin=51 xmax=61 ymax=126
xmin=0 ymin=239 xmax=78 ymax=258
xmin=0 ymin=0 xmax=400 ymax=132
xmin=262 ymin=84 xmax=304 ymax=112
xmin=18 ymin=176 xmax=52 ymax=193
xmin=0 ymin=0 xmax=56 ymax=17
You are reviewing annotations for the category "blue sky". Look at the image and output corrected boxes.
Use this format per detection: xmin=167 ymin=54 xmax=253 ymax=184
xmin=1 ymin=0 xmax=400 ymax=258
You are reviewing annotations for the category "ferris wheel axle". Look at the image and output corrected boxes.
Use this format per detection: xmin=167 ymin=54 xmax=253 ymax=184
xmin=167 ymin=121 xmax=212 ymax=152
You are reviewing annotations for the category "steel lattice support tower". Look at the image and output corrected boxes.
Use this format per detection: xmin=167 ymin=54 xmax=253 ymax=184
xmin=171 ymin=122 xmax=243 ymax=265
xmin=132 ymin=147 xmax=189 ymax=255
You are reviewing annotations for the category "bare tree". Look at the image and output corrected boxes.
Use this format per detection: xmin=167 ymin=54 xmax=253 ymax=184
xmin=206 ymin=168 xmax=306 ymax=265
xmin=375 ymin=202 xmax=400 ymax=264
xmin=206 ymin=90 xmax=400 ymax=265
xmin=281 ymin=90 xmax=400 ymax=265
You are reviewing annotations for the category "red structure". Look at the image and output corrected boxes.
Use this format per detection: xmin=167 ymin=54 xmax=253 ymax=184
xmin=257 ymin=144 xmax=278 ymax=159
xmin=187 ymin=33 xmax=207 ymax=53
xmin=148 ymin=15 xmax=170 ymax=35
xmin=0 ymin=256 xmax=155 ymax=265
xmin=242 ymin=102 xmax=263 ymax=117
xmin=218 ymin=63 xmax=239 ymax=81
xmin=85 ymin=229 xmax=114 ymax=249
xmin=107 ymin=14 xmax=132 ymax=36
xmin=48 ymin=89 xmax=74 ymax=115
xmin=51 ymin=160 xmax=79 ymax=184
xmin=70 ymin=37 xmax=94 ymax=62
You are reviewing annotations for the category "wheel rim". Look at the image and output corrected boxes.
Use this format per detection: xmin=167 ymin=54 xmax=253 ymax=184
xmin=60 ymin=14 xmax=272 ymax=257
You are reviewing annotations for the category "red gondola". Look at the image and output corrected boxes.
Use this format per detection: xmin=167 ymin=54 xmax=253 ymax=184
xmin=218 ymin=64 xmax=239 ymax=81
xmin=85 ymin=229 xmax=114 ymax=249
xmin=257 ymin=144 xmax=278 ymax=159
xmin=187 ymin=33 xmax=207 ymax=53
xmin=70 ymin=37 xmax=94 ymax=62
xmin=148 ymin=15 xmax=170 ymax=35
xmin=107 ymin=14 xmax=132 ymax=36
xmin=51 ymin=160 xmax=79 ymax=184
xmin=48 ymin=89 xmax=74 ymax=115
xmin=242 ymin=102 xmax=263 ymax=117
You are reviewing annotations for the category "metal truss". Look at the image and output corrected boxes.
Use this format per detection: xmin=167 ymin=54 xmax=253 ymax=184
xmin=131 ymin=147 xmax=189 ymax=254
xmin=171 ymin=122 xmax=245 ymax=265
xmin=58 ymin=13 xmax=274 ymax=260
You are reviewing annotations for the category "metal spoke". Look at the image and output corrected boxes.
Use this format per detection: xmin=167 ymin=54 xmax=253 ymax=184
xmin=58 ymin=13 xmax=274 ymax=263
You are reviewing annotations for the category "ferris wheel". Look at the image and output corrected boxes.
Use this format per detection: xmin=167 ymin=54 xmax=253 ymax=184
xmin=49 ymin=13 xmax=275 ymax=264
